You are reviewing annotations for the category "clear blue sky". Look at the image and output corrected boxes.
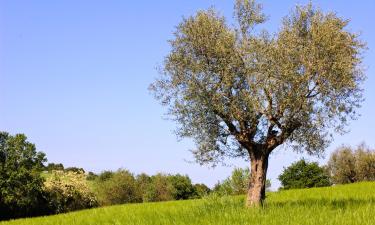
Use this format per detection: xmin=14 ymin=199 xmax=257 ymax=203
xmin=1 ymin=0 xmax=374 ymax=189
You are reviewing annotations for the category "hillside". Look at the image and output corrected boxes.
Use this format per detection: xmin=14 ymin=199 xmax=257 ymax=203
xmin=2 ymin=182 xmax=374 ymax=225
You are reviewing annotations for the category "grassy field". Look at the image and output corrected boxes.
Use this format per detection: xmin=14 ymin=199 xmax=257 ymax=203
xmin=2 ymin=182 xmax=374 ymax=225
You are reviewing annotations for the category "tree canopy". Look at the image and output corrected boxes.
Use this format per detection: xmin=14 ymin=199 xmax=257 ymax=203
xmin=278 ymin=159 xmax=331 ymax=190
xmin=327 ymin=144 xmax=375 ymax=184
xmin=0 ymin=132 xmax=47 ymax=219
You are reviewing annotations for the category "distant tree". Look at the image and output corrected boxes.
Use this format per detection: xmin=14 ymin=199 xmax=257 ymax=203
xmin=97 ymin=170 xmax=114 ymax=182
xmin=327 ymin=144 xmax=375 ymax=184
xmin=231 ymin=168 xmax=252 ymax=195
xmin=214 ymin=167 xmax=271 ymax=195
xmin=65 ymin=167 xmax=85 ymax=173
xmin=213 ymin=179 xmax=233 ymax=196
xmin=193 ymin=183 xmax=211 ymax=198
xmin=265 ymin=180 xmax=271 ymax=191
xmin=168 ymin=174 xmax=196 ymax=200
xmin=278 ymin=159 xmax=331 ymax=190
xmin=144 ymin=173 xmax=175 ymax=202
xmin=354 ymin=145 xmax=375 ymax=181
xmin=93 ymin=171 xmax=210 ymax=204
xmin=0 ymin=132 xmax=48 ymax=220
xmin=94 ymin=169 xmax=140 ymax=205
xmin=135 ymin=173 xmax=152 ymax=202
xmin=150 ymin=0 xmax=365 ymax=206
xmin=45 ymin=163 xmax=64 ymax=171
xmin=327 ymin=146 xmax=356 ymax=184
xmin=86 ymin=171 xmax=98 ymax=181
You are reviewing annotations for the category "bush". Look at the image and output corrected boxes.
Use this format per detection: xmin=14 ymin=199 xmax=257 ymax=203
xmin=0 ymin=132 xmax=49 ymax=220
xmin=278 ymin=159 xmax=331 ymax=190
xmin=327 ymin=144 xmax=375 ymax=184
xmin=44 ymin=170 xmax=98 ymax=213
xmin=94 ymin=169 xmax=140 ymax=205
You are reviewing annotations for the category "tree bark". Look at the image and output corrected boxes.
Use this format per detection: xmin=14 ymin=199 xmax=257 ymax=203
xmin=246 ymin=151 xmax=269 ymax=207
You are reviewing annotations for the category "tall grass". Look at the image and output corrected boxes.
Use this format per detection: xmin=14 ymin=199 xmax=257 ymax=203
xmin=2 ymin=182 xmax=374 ymax=225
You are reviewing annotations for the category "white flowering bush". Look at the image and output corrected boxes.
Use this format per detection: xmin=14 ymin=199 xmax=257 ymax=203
xmin=44 ymin=170 xmax=98 ymax=213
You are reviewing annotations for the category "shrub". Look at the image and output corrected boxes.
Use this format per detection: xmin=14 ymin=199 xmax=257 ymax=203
xmin=327 ymin=144 xmax=375 ymax=184
xmin=278 ymin=159 xmax=331 ymax=190
xmin=44 ymin=170 xmax=98 ymax=213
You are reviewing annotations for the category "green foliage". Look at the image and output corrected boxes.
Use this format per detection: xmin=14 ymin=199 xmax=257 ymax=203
xmin=135 ymin=173 xmax=152 ymax=202
xmin=327 ymin=144 xmax=375 ymax=184
xmin=150 ymin=0 xmax=365 ymax=166
xmin=64 ymin=167 xmax=85 ymax=173
xmin=193 ymin=183 xmax=211 ymax=198
xmin=97 ymin=170 xmax=114 ymax=182
xmin=278 ymin=159 xmax=331 ymax=190
xmin=230 ymin=168 xmax=251 ymax=195
xmin=214 ymin=167 xmax=271 ymax=195
xmin=168 ymin=174 xmax=197 ymax=200
xmin=143 ymin=173 xmax=200 ymax=201
xmin=143 ymin=173 xmax=176 ymax=202
xmin=94 ymin=169 xmax=140 ymax=205
xmin=2 ymin=182 xmax=374 ymax=225
xmin=45 ymin=163 xmax=64 ymax=171
xmin=86 ymin=171 xmax=98 ymax=181
xmin=44 ymin=170 xmax=98 ymax=213
xmin=45 ymin=163 xmax=85 ymax=174
xmin=0 ymin=132 xmax=48 ymax=220
xmin=92 ymin=171 xmax=206 ymax=206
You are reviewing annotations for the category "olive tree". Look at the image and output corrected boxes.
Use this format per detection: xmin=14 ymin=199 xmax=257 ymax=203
xmin=327 ymin=144 xmax=375 ymax=184
xmin=150 ymin=0 xmax=365 ymax=206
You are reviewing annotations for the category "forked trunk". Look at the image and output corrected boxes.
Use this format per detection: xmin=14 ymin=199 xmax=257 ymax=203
xmin=246 ymin=152 xmax=269 ymax=207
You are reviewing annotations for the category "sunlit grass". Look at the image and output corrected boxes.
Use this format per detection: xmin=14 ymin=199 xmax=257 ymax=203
xmin=2 ymin=182 xmax=374 ymax=225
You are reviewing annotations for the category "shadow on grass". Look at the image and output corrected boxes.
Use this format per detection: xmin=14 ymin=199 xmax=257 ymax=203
xmin=268 ymin=197 xmax=375 ymax=210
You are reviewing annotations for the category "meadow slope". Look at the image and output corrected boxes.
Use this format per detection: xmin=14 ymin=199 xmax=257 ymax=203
xmin=2 ymin=182 xmax=374 ymax=225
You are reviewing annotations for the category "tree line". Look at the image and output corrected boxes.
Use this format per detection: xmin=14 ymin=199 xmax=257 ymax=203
xmin=0 ymin=132 xmax=210 ymax=220
xmin=1 ymin=131 xmax=374 ymax=220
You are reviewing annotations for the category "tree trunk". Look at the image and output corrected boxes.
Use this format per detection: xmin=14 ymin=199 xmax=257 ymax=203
xmin=246 ymin=151 xmax=269 ymax=207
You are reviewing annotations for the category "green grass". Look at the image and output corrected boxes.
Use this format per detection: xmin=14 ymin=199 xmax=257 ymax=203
xmin=2 ymin=182 xmax=374 ymax=225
